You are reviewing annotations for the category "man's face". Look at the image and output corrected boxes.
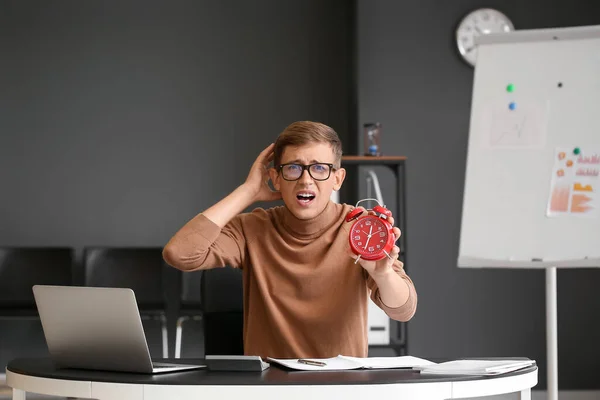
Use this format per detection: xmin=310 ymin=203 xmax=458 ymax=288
xmin=269 ymin=143 xmax=346 ymax=220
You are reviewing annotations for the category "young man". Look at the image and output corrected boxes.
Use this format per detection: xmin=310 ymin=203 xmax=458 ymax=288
xmin=163 ymin=121 xmax=417 ymax=359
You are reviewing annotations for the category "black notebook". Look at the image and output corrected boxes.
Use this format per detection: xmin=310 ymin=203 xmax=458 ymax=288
xmin=205 ymin=355 xmax=270 ymax=372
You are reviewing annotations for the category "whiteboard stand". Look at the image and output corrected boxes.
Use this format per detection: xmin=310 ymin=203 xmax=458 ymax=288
xmin=546 ymin=267 xmax=557 ymax=400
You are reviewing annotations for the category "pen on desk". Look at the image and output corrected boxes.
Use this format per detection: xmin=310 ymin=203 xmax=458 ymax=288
xmin=298 ymin=359 xmax=327 ymax=367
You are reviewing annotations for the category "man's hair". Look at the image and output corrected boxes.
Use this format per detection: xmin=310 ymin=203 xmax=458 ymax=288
xmin=273 ymin=121 xmax=343 ymax=168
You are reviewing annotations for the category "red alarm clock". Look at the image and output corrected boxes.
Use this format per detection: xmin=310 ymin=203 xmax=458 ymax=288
xmin=346 ymin=199 xmax=396 ymax=263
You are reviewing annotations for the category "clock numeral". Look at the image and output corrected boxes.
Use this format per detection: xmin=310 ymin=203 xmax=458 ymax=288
xmin=368 ymin=246 xmax=374 ymax=252
xmin=380 ymin=239 xmax=385 ymax=243
xmin=354 ymin=235 xmax=361 ymax=240
xmin=379 ymin=232 xmax=385 ymax=237
xmin=355 ymin=230 xmax=360 ymax=233
xmin=357 ymin=242 xmax=362 ymax=246
xmin=365 ymin=221 xmax=371 ymax=226
xmin=377 ymin=245 xmax=381 ymax=249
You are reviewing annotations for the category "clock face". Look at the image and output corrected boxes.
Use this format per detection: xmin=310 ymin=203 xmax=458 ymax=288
xmin=456 ymin=8 xmax=514 ymax=67
xmin=350 ymin=217 xmax=390 ymax=258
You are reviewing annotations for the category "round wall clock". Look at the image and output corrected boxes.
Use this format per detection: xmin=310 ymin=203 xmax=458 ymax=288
xmin=456 ymin=8 xmax=515 ymax=67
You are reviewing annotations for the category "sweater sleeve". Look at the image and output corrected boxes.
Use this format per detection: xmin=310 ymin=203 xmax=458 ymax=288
xmin=164 ymin=213 xmax=247 ymax=271
xmin=366 ymin=260 xmax=417 ymax=322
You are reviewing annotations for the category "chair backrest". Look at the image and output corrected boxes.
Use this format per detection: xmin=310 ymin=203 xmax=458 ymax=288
xmin=82 ymin=247 xmax=166 ymax=309
xmin=180 ymin=270 xmax=203 ymax=309
xmin=0 ymin=247 xmax=73 ymax=311
xmin=201 ymin=266 xmax=243 ymax=355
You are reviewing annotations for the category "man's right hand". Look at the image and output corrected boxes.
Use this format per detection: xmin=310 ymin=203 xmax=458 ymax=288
xmin=243 ymin=143 xmax=283 ymax=203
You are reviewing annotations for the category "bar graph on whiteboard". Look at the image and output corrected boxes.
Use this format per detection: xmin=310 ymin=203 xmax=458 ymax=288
xmin=547 ymin=147 xmax=599 ymax=217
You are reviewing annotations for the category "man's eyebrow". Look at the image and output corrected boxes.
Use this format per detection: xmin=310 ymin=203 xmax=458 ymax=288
xmin=282 ymin=159 xmax=327 ymax=164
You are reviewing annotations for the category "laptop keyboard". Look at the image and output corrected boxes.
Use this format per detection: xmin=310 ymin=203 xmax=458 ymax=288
xmin=152 ymin=362 xmax=181 ymax=368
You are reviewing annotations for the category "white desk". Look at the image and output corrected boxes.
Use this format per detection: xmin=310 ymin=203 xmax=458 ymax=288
xmin=6 ymin=358 xmax=537 ymax=400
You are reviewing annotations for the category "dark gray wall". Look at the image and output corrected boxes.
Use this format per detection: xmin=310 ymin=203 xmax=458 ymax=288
xmin=0 ymin=0 xmax=351 ymax=367
xmin=357 ymin=0 xmax=600 ymax=390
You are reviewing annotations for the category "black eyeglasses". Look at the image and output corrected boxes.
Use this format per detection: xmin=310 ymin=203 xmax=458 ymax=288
xmin=277 ymin=163 xmax=336 ymax=181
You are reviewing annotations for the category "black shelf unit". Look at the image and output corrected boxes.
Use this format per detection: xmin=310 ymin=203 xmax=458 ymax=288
xmin=340 ymin=156 xmax=408 ymax=356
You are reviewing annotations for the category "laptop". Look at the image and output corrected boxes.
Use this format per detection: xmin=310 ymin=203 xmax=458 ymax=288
xmin=32 ymin=285 xmax=205 ymax=374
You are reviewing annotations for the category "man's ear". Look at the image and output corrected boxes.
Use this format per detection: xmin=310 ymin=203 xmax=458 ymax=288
xmin=268 ymin=168 xmax=281 ymax=191
xmin=333 ymin=167 xmax=346 ymax=191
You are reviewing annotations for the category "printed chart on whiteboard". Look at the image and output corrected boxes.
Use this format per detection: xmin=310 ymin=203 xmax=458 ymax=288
xmin=547 ymin=147 xmax=600 ymax=218
xmin=482 ymin=99 xmax=548 ymax=148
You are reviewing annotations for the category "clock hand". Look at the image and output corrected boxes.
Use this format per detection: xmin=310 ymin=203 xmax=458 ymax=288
xmin=363 ymin=226 xmax=374 ymax=250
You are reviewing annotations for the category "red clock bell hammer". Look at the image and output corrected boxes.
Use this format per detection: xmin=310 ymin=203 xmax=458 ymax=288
xmin=346 ymin=198 xmax=396 ymax=263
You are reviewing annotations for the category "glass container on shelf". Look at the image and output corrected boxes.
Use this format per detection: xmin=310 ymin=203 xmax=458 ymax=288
xmin=363 ymin=123 xmax=381 ymax=156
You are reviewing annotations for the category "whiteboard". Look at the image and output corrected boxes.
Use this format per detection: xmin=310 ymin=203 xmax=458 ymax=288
xmin=458 ymin=25 xmax=600 ymax=268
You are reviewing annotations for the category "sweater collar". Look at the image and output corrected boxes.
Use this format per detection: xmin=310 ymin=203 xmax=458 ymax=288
xmin=281 ymin=200 xmax=341 ymax=239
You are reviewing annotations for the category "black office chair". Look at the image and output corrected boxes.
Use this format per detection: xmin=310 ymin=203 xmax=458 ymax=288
xmin=0 ymin=247 xmax=74 ymax=318
xmin=201 ymin=266 xmax=244 ymax=355
xmin=82 ymin=247 xmax=170 ymax=358
xmin=174 ymin=270 xmax=203 ymax=358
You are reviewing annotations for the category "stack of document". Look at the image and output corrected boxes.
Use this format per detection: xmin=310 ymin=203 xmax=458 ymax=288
xmin=267 ymin=355 xmax=436 ymax=371
xmin=416 ymin=359 xmax=535 ymax=376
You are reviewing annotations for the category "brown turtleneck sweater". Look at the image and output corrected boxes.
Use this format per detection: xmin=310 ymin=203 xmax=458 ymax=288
xmin=167 ymin=201 xmax=417 ymax=359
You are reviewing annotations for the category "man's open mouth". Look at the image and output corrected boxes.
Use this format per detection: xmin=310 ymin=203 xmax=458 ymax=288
xmin=296 ymin=191 xmax=316 ymax=204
